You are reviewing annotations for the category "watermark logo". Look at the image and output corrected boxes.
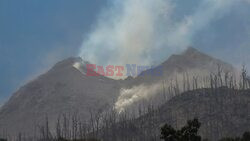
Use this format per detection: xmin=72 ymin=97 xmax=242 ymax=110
xmin=86 ymin=64 xmax=163 ymax=77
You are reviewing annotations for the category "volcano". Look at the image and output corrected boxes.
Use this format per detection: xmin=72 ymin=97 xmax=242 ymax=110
xmin=0 ymin=47 xmax=236 ymax=136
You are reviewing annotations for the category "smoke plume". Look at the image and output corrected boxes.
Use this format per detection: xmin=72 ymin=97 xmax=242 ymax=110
xmin=78 ymin=0 xmax=239 ymax=112
xmin=79 ymin=0 xmax=236 ymax=67
xmin=114 ymin=83 xmax=162 ymax=113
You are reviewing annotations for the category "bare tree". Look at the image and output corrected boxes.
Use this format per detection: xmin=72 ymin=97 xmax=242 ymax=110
xmin=241 ymin=65 xmax=247 ymax=90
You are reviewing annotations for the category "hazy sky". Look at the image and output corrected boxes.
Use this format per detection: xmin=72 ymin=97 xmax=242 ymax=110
xmin=0 ymin=0 xmax=107 ymax=103
xmin=0 ymin=0 xmax=250 ymax=103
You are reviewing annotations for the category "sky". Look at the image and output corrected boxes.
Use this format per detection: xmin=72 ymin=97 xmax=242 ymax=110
xmin=0 ymin=0 xmax=108 ymax=103
xmin=0 ymin=0 xmax=250 ymax=104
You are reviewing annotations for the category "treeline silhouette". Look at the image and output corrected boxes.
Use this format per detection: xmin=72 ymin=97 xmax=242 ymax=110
xmin=0 ymin=65 xmax=250 ymax=141
xmin=2 ymin=118 xmax=250 ymax=141
xmin=161 ymin=118 xmax=250 ymax=141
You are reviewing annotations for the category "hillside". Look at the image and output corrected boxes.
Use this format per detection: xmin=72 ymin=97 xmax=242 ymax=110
xmin=116 ymin=47 xmax=236 ymax=113
xmin=128 ymin=47 xmax=235 ymax=86
xmin=0 ymin=47 xmax=238 ymax=137
xmin=0 ymin=57 xmax=122 ymax=136
xmin=102 ymin=88 xmax=250 ymax=141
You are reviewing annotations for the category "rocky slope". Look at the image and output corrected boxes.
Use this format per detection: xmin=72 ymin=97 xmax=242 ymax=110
xmin=0 ymin=47 xmax=237 ymax=136
xmin=102 ymin=88 xmax=250 ymax=141
xmin=115 ymin=47 xmax=236 ymax=113
xmin=129 ymin=47 xmax=235 ymax=86
xmin=0 ymin=57 xmax=122 ymax=135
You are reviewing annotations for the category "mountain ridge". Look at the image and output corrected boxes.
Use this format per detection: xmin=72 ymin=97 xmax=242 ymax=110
xmin=0 ymin=47 xmax=237 ymax=136
xmin=100 ymin=87 xmax=250 ymax=141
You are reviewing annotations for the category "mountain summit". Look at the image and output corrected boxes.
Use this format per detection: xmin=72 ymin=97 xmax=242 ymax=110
xmin=0 ymin=57 xmax=122 ymax=135
xmin=131 ymin=47 xmax=235 ymax=86
xmin=0 ymin=47 xmax=236 ymax=136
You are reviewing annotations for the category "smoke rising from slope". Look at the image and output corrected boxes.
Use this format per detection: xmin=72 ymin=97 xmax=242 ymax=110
xmin=114 ymin=66 xmax=237 ymax=113
xmin=78 ymin=0 xmax=238 ymax=112
xmin=79 ymin=0 xmax=236 ymax=67
xmin=115 ymin=83 xmax=162 ymax=113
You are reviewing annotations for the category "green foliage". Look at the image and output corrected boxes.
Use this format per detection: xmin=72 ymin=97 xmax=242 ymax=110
xmin=0 ymin=138 xmax=7 ymax=141
xmin=160 ymin=118 xmax=201 ymax=141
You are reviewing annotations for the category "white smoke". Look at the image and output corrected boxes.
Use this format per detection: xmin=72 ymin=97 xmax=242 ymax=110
xmin=79 ymin=0 xmax=237 ymax=67
xmin=73 ymin=62 xmax=81 ymax=70
xmin=78 ymin=0 xmax=240 ymax=112
xmin=79 ymin=0 xmax=174 ymax=66
xmin=114 ymin=66 xmax=237 ymax=113
xmin=114 ymin=83 xmax=162 ymax=113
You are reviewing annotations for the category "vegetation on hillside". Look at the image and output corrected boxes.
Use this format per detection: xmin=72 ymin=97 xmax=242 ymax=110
xmin=161 ymin=118 xmax=250 ymax=141
xmin=161 ymin=118 xmax=201 ymax=141
xmin=0 ymin=65 xmax=250 ymax=141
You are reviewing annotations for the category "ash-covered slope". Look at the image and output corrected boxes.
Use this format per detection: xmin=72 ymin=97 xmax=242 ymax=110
xmin=0 ymin=57 xmax=122 ymax=135
xmin=131 ymin=47 xmax=235 ymax=85
xmin=116 ymin=47 xmax=236 ymax=113
xmin=0 ymin=47 xmax=237 ymax=136
xmin=102 ymin=88 xmax=250 ymax=141
xmin=154 ymin=88 xmax=250 ymax=140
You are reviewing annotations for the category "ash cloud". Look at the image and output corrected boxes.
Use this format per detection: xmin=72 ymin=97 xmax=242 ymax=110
xmin=79 ymin=0 xmax=237 ymax=68
xmin=78 ymin=0 xmax=241 ymax=112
